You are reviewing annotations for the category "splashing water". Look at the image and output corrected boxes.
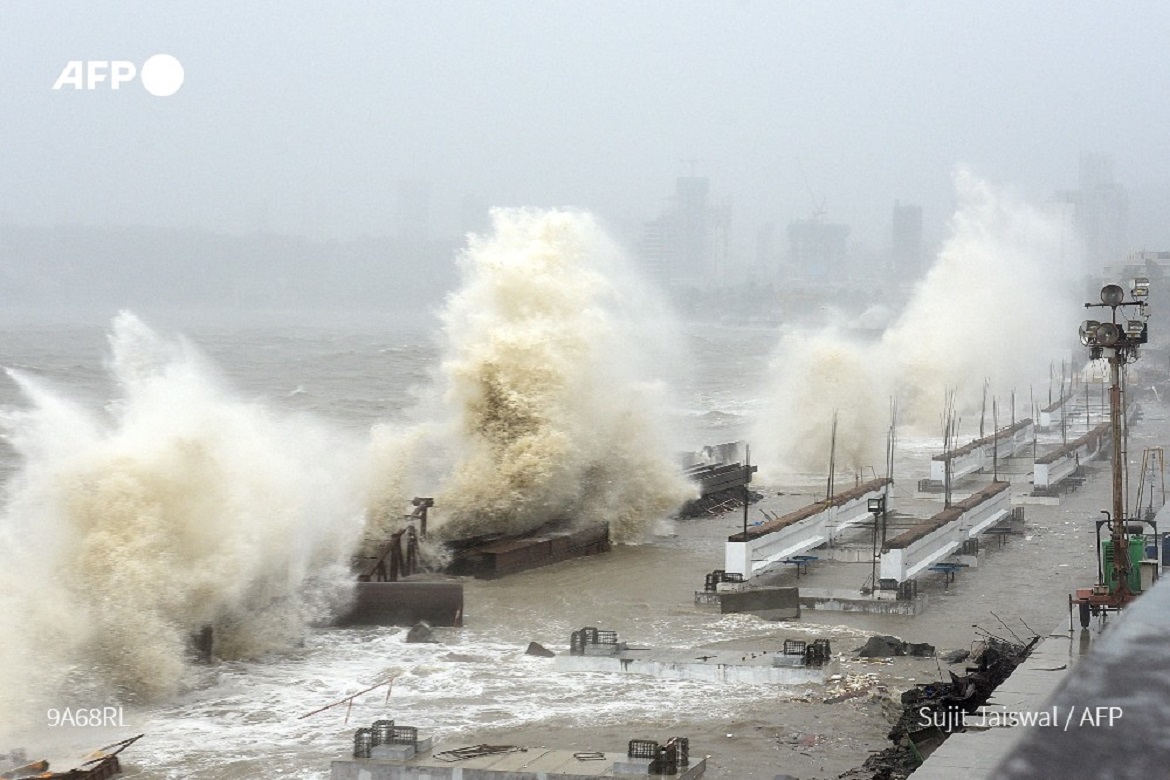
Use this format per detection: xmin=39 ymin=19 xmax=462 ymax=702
xmin=755 ymin=169 xmax=1082 ymax=476
xmin=0 ymin=313 xmax=365 ymax=735
xmin=367 ymin=209 xmax=695 ymax=544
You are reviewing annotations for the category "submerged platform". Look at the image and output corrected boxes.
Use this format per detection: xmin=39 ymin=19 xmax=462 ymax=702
xmin=332 ymin=724 xmax=703 ymax=780
xmin=554 ymin=646 xmax=833 ymax=684
xmin=693 ymin=585 xmax=800 ymax=619
xmin=332 ymin=749 xmax=706 ymax=780
xmin=798 ymin=587 xmax=924 ymax=616
xmin=552 ymin=628 xmax=834 ymax=685
xmin=446 ymin=522 xmax=611 ymax=579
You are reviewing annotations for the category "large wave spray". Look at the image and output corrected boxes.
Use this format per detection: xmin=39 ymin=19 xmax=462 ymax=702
xmin=0 ymin=313 xmax=364 ymax=732
xmin=367 ymin=209 xmax=694 ymax=543
xmin=755 ymin=169 xmax=1081 ymax=475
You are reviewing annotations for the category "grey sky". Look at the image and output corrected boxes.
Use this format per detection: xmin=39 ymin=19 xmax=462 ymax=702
xmin=3 ymin=1 xmax=1169 ymax=257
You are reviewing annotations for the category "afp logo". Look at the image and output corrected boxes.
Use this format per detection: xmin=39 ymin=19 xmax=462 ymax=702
xmin=52 ymin=54 xmax=184 ymax=97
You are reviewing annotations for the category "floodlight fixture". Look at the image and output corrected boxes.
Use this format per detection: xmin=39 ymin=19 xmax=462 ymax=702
xmin=1095 ymin=322 xmax=1121 ymax=347
xmin=1100 ymin=284 xmax=1125 ymax=307
xmin=1131 ymin=277 xmax=1150 ymax=298
xmin=1080 ymin=320 xmax=1101 ymax=346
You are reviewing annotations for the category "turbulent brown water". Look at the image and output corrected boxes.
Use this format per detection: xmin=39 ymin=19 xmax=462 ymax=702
xmin=0 ymin=311 xmax=1153 ymax=779
xmin=366 ymin=209 xmax=694 ymax=545
xmin=0 ymin=191 xmax=1151 ymax=779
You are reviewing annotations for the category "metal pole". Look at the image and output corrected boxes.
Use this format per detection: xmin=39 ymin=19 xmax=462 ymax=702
xmin=1110 ymin=352 xmax=1132 ymax=597
xmin=743 ymin=471 xmax=749 ymax=538
xmin=826 ymin=410 xmax=838 ymax=503
xmin=871 ymin=512 xmax=878 ymax=590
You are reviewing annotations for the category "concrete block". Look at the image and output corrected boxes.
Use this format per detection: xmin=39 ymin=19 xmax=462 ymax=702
xmin=332 ymin=581 xmax=464 ymax=627
xmin=370 ymin=743 xmax=414 ymax=760
xmin=613 ymin=757 xmax=654 ymax=775
xmin=772 ymin=654 xmax=805 ymax=667
xmin=716 ymin=586 xmax=799 ymax=617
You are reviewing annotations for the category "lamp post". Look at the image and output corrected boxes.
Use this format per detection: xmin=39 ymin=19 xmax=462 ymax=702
xmin=1079 ymin=278 xmax=1149 ymax=601
xmin=867 ymin=495 xmax=886 ymax=591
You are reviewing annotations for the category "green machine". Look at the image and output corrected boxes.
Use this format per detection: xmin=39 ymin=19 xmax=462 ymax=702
xmin=1102 ymin=536 xmax=1146 ymax=594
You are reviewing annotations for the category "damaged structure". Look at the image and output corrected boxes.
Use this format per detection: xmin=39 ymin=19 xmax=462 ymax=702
xmin=330 ymin=719 xmax=705 ymax=779
xmin=334 ymin=498 xmax=465 ymax=628
xmin=445 ymin=521 xmax=611 ymax=579
xmin=552 ymin=627 xmax=835 ymax=685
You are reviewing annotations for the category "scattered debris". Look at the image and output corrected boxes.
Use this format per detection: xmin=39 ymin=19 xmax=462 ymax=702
xmin=678 ymin=486 xmax=764 ymax=518
xmin=841 ymin=633 xmax=1038 ymax=779
xmin=434 ymin=744 xmax=526 ymax=762
xmin=405 ymin=621 xmax=438 ymax=644
xmin=525 ymin=641 xmax=556 ymax=658
xmin=939 ymin=648 xmax=971 ymax=665
xmin=299 ymin=680 xmax=395 ymax=724
xmin=0 ymin=735 xmax=143 ymax=780
xmin=823 ymin=672 xmax=886 ymax=704
xmin=856 ymin=635 xmax=935 ymax=658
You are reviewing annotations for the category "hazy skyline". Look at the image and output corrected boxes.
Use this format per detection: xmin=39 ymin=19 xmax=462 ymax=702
xmin=4 ymin=2 xmax=1170 ymax=262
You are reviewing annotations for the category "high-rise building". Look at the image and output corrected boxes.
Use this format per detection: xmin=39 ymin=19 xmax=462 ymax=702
xmin=787 ymin=217 xmax=849 ymax=281
xmin=756 ymin=221 xmax=777 ymax=273
xmin=638 ymin=213 xmax=677 ymax=279
xmin=1051 ymin=153 xmax=1128 ymax=276
xmin=890 ymin=201 xmax=923 ymax=279
xmin=639 ymin=176 xmax=730 ymax=284
xmin=674 ymin=176 xmax=710 ymax=280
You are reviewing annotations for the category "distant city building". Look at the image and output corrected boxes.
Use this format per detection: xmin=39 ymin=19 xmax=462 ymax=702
xmin=890 ymin=201 xmax=923 ymax=279
xmin=639 ymin=213 xmax=676 ymax=279
xmin=674 ymin=176 xmax=710 ymax=280
xmin=756 ymin=221 xmax=778 ymax=274
xmin=786 ymin=217 xmax=850 ymax=281
xmin=1051 ymin=153 xmax=1128 ymax=276
xmin=639 ymin=176 xmax=730 ymax=284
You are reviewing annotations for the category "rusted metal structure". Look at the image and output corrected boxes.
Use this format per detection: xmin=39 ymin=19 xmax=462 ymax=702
xmin=684 ymin=461 xmax=757 ymax=497
xmin=359 ymin=498 xmax=434 ymax=583
xmin=360 ymin=526 xmax=419 ymax=583
xmin=445 ymin=521 xmax=610 ymax=579
xmin=334 ymin=498 xmax=463 ymax=628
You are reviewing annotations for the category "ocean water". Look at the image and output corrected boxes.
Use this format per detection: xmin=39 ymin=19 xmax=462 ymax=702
xmin=0 ymin=199 xmax=1147 ymax=778
xmin=0 ymin=312 xmax=792 ymax=777
xmin=0 ymin=309 xmax=1145 ymax=780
